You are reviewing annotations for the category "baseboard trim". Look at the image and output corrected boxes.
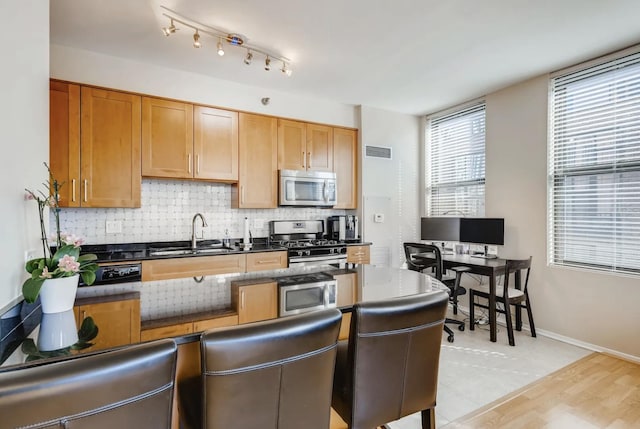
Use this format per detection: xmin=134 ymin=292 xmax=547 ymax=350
xmin=455 ymin=304 xmax=640 ymax=364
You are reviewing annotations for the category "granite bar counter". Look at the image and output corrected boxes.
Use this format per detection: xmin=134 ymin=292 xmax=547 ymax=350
xmin=0 ymin=264 xmax=447 ymax=370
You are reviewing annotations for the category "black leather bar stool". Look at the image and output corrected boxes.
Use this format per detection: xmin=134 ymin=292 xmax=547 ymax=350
xmin=332 ymin=291 xmax=449 ymax=429
xmin=180 ymin=308 xmax=342 ymax=429
xmin=0 ymin=338 xmax=178 ymax=428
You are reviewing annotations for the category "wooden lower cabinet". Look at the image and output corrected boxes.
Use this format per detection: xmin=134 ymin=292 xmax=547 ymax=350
xmin=141 ymin=254 xmax=246 ymax=281
xmin=232 ymin=280 xmax=278 ymax=324
xmin=140 ymin=322 xmax=193 ymax=342
xmin=74 ymin=294 xmax=141 ymax=351
xmin=347 ymin=245 xmax=371 ymax=264
xmin=245 ymin=251 xmax=288 ymax=272
xmin=338 ymin=313 xmax=352 ymax=341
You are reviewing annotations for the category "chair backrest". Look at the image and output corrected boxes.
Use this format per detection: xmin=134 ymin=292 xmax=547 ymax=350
xmin=200 ymin=308 xmax=342 ymax=429
xmin=403 ymin=242 xmax=443 ymax=279
xmin=344 ymin=291 xmax=449 ymax=429
xmin=503 ymin=257 xmax=532 ymax=296
xmin=0 ymin=338 xmax=178 ymax=429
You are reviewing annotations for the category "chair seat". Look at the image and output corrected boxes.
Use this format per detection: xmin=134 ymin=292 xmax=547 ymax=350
xmin=469 ymin=283 xmax=524 ymax=300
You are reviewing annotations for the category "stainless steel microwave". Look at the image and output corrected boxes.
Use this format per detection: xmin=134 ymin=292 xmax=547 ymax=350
xmin=279 ymin=170 xmax=337 ymax=207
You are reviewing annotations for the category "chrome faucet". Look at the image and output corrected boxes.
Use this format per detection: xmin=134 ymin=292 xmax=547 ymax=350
xmin=191 ymin=213 xmax=208 ymax=251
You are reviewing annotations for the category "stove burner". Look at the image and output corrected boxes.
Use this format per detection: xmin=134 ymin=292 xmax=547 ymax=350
xmin=274 ymin=239 xmax=341 ymax=248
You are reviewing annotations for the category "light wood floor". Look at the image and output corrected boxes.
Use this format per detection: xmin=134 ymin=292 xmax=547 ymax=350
xmin=446 ymin=353 xmax=640 ymax=429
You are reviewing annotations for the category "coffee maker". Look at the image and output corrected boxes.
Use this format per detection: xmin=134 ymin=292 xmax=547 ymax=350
xmin=327 ymin=215 xmax=359 ymax=241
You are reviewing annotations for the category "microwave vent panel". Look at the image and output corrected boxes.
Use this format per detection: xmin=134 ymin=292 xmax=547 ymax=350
xmin=365 ymin=145 xmax=392 ymax=159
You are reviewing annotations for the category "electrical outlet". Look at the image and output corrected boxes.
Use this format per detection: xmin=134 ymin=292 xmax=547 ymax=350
xmin=106 ymin=220 xmax=122 ymax=234
xmin=253 ymin=218 xmax=265 ymax=229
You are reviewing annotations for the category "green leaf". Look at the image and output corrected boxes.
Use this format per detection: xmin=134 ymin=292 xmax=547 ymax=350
xmin=25 ymin=258 xmax=45 ymax=273
xmin=21 ymin=338 xmax=40 ymax=355
xmin=78 ymin=253 xmax=97 ymax=262
xmin=52 ymin=244 xmax=79 ymax=262
xmin=22 ymin=277 xmax=45 ymax=303
xmin=78 ymin=316 xmax=99 ymax=341
xmin=80 ymin=270 xmax=96 ymax=286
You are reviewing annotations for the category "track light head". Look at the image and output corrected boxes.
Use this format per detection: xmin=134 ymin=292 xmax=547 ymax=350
xmin=265 ymin=57 xmax=271 ymax=71
xmin=162 ymin=19 xmax=177 ymax=36
xmin=217 ymin=39 xmax=225 ymax=56
xmin=244 ymin=51 xmax=253 ymax=65
xmin=193 ymin=30 xmax=201 ymax=48
xmin=281 ymin=62 xmax=292 ymax=77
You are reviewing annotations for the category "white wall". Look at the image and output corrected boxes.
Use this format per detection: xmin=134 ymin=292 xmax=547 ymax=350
xmin=359 ymin=106 xmax=421 ymax=267
xmin=50 ymin=45 xmax=357 ymax=128
xmin=0 ymin=2 xmax=49 ymax=311
xmin=485 ymin=75 xmax=640 ymax=359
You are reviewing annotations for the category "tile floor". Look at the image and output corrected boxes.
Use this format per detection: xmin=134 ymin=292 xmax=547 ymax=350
xmin=389 ymin=313 xmax=592 ymax=428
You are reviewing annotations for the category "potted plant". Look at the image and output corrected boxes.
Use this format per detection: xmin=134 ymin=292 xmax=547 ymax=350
xmin=23 ymin=163 xmax=98 ymax=313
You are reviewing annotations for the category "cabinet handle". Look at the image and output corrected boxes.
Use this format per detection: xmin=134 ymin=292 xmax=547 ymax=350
xmin=307 ymin=152 xmax=311 ymax=168
xmin=82 ymin=310 xmax=86 ymax=319
xmin=196 ymin=155 xmax=200 ymax=174
xmin=241 ymin=291 xmax=245 ymax=309
xmin=84 ymin=180 xmax=88 ymax=202
xmin=188 ymin=154 xmax=192 ymax=173
xmin=72 ymin=179 xmax=76 ymax=202
xmin=257 ymin=259 xmax=276 ymax=264
xmin=302 ymin=151 xmax=306 ymax=169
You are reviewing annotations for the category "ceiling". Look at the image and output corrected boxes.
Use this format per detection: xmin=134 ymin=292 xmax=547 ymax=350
xmin=50 ymin=0 xmax=640 ymax=116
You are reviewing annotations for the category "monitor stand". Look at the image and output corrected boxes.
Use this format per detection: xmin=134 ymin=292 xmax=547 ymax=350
xmin=469 ymin=245 xmax=498 ymax=259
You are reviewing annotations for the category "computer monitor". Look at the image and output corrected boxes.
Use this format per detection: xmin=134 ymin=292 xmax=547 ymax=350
xmin=459 ymin=218 xmax=504 ymax=246
xmin=420 ymin=217 xmax=461 ymax=242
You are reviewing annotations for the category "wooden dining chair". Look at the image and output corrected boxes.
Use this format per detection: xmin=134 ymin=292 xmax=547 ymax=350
xmin=469 ymin=257 xmax=535 ymax=346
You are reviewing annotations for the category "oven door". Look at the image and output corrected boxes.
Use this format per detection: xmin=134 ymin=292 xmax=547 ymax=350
xmin=279 ymin=170 xmax=337 ymax=206
xmin=279 ymin=283 xmax=330 ymax=316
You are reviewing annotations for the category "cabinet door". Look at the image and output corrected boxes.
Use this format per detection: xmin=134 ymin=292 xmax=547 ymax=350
xmin=194 ymin=106 xmax=238 ymax=181
xmin=80 ymin=87 xmax=141 ymax=207
xmin=277 ymin=119 xmax=307 ymax=170
xmin=49 ymin=81 xmax=81 ymax=207
xmin=333 ymin=128 xmax=358 ymax=209
xmin=307 ymin=124 xmax=333 ymax=172
xmin=140 ymin=322 xmax=193 ymax=342
xmin=234 ymin=113 xmax=278 ymax=208
xmin=347 ymin=245 xmax=370 ymax=264
xmin=193 ymin=314 xmax=239 ymax=332
xmin=76 ymin=299 xmax=141 ymax=351
xmin=236 ymin=282 xmax=277 ymax=324
xmin=142 ymin=97 xmax=193 ymax=179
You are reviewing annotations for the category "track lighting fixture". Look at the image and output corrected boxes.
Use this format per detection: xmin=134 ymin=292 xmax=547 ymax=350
xmin=193 ymin=30 xmax=201 ymax=48
xmin=162 ymin=19 xmax=177 ymax=36
xmin=159 ymin=6 xmax=292 ymax=76
xmin=244 ymin=50 xmax=253 ymax=65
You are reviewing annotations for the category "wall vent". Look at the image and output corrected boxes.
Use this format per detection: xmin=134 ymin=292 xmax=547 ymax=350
xmin=365 ymin=145 xmax=392 ymax=159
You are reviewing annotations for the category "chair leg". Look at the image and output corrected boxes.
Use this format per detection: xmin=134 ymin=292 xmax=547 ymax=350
xmin=525 ymin=292 xmax=536 ymax=338
xmin=469 ymin=290 xmax=475 ymax=331
xmin=504 ymin=301 xmax=515 ymax=346
xmin=515 ymin=302 xmax=523 ymax=331
xmin=421 ymin=408 xmax=435 ymax=429
xmin=443 ymin=324 xmax=454 ymax=343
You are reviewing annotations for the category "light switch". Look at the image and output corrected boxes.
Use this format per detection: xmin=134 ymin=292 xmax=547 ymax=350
xmin=373 ymin=213 xmax=384 ymax=223
xmin=106 ymin=220 xmax=122 ymax=234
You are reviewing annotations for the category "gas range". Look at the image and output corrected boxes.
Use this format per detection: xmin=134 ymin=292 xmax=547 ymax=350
xmin=269 ymin=220 xmax=348 ymax=266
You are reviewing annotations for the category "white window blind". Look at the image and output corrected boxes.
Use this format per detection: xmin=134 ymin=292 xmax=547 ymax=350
xmin=427 ymin=102 xmax=486 ymax=216
xmin=549 ymin=51 xmax=640 ymax=275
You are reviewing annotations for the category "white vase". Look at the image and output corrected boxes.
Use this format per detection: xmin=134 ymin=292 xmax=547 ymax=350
xmin=39 ymin=274 xmax=79 ymax=314
xmin=37 ymin=309 xmax=79 ymax=351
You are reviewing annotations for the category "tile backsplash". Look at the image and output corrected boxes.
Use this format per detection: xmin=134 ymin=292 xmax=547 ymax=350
xmin=54 ymin=179 xmax=347 ymax=245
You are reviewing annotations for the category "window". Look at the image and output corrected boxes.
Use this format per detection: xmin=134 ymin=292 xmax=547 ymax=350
xmin=549 ymin=50 xmax=640 ymax=275
xmin=426 ymin=102 xmax=486 ymax=216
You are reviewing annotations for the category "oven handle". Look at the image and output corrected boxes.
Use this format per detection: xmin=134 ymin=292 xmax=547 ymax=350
xmin=289 ymin=254 xmax=347 ymax=264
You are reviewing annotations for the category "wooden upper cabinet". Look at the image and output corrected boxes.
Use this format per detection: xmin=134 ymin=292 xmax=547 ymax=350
xmin=233 ymin=113 xmax=278 ymax=208
xmin=81 ymin=87 xmax=141 ymax=207
xmin=50 ymin=81 xmax=81 ymax=207
xmin=142 ymin=97 xmax=193 ymax=179
xmin=278 ymin=120 xmax=334 ymax=172
xmin=333 ymin=128 xmax=358 ymax=209
xmin=307 ymin=124 xmax=333 ymax=172
xmin=194 ymin=106 xmax=238 ymax=181
xmin=278 ymin=119 xmax=307 ymax=170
